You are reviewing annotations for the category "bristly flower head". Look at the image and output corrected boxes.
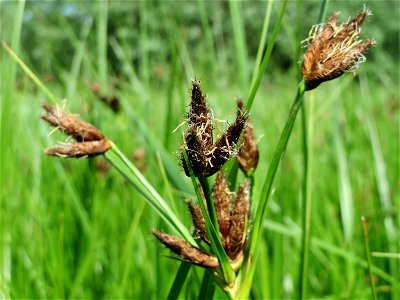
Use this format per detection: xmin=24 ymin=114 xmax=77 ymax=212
xmin=181 ymin=80 xmax=247 ymax=177
xmin=153 ymin=172 xmax=250 ymax=271
xmin=236 ymin=100 xmax=259 ymax=176
xmin=42 ymin=103 xmax=110 ymax=157
xmin=302 ymin=7 xmax=375 ymax=91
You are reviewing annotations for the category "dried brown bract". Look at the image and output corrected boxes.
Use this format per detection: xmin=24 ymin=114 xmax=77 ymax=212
xmin=152 ymin=230 xmax=219 ymax=268
xmin=212 ymin=172 xmax=232 ymax=239
xmin=45 ymin=139 xmax=111 ymax=158
xmin=302 ymin=7 xmax=375 ymax=91
xmin=225 ymin=181 xmax=250 ymax=259
xmin=187 ymin=200 xmax=209 ymax=244
xmin=42 ymin=103 xmax=110 ymax=158
xmin=236 ymin=100 xmax=259 ymax=175
xmin=163 ymin=171 xmax=250 ymax=270
xmin=181 ymin=80 xmax=248 ymax=177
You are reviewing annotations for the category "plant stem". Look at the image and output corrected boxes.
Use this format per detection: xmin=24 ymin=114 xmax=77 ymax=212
xmin=1 ymin=41 xmax=57 ymax=104
xmin=239 ymin=81 xmax=306 ymax=298
xmin=198 ymin=176 xmax=220 ymax=234
xmin=299 ymin=92 xmax=314 ymax=299
xmin=245 ymin=0 xmax=288 ymax=112
xmin=167 ymin=262 xmax=191 ymax=300
xmin=361 ymin=216 xmax=378 ymax=300
xmin=298 ymin=2 xmax=328 ymax=298
xmin=105 ymin=143 xmax=194 ymax=243
xmin=181 ymin=149 xmax=235 ymax=285
xmin=251 ymin=81 xmax=306 ymax=257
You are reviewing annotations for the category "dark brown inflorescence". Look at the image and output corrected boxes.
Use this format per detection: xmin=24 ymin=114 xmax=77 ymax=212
xmin=236 ymin=100 xmax=259 ymax=176
xmin=153 ymin=171 xmax=250 ymax=270
xmin=181 ymin=81 xmax=247 ymax=177
xmin=42 ymin=103 xmax=110 ymax=157
xmin=152 ymin=230 xmax=219 ymax=268
xmin=301 ymin=7 xmax=375 ymax=91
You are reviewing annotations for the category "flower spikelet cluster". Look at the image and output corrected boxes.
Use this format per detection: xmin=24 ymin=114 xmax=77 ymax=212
xmin=236 ymin=100 xmax=259 ymax=176
xmin=181 ymin=81 xmax=247 ymax=177
xmin=302 ymin=7 xmax=375 ymax=90
xmin=153 ymin=171 xmax=250 ymax=270
xmin=42 ymin=103 xmax=110 ymax=157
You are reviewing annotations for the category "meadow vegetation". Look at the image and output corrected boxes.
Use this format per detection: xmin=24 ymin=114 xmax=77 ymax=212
xmin=1 ymin=1 xmax=399 ymax=299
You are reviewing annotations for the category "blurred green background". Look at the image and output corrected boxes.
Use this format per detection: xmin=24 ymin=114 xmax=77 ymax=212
xmin=1 ymin=1 xmax=399 ymax=299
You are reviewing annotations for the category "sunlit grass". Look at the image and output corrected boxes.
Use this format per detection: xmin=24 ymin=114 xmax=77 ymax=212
xmin=1 ymin=1 xmax=399 ymax=299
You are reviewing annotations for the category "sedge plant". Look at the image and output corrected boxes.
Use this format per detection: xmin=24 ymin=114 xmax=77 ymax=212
xmin=2 ymin=4 xmax=377 ymax=299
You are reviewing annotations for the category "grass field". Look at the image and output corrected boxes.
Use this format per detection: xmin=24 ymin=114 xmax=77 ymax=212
xmin=1 ymin=1 xmax=399 ymax=299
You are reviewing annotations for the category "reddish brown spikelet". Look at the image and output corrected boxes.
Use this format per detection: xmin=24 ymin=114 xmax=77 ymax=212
xmin=42 ymin=103 xmax=110 ymax=158
xmin=301 ymin=8 xmax=375 ymax=91
xmin=152 ymin=230 xmax=218 ymax=268
xmin=189 ymin=81 xmax=213 ymax=148
xmin=45 ymin=139 xmax=111 ymax=158
xmin=42 ymin=103 xmax=105 ymax=142
xmin=212 ymin=171 xmax=232 ymax=240
xmin=236 ymin=100 xmax=259 ymax=175
xmin=187 ymin=201 xmax=209 ymax=244
xmin=226 ymin=181 xmax=250 ymax=259
xmin=210 ymin=109 xmax=247 ymax=172
xmin=181 ymin=81 xmax=248 ymax=177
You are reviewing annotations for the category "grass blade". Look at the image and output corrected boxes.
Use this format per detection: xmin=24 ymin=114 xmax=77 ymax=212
xmin=240 ymin=81 xmax=305 ymax=298
xmin=298 ymin=3 xmax=328 ymax=298
xmin=298 ymin=91 xmax=315 ymax=299
xmin=245 ymin=0 xmax=288 ymax=112
xmin=229 ymin=0 xmax=249 ymax=92
xmin=181 ymin=148 xmax=235 ymax=286
xmin=97 ymin=0 xmax=108 ymax=93
xmin=105 ymin=143 xmax=194 ymax=243
xmin=1 ymin=41 xmax=57 ymax=104
xmin=167 ymin=262 xmax=191 ymax=300
xmin=361 ymin=216 xmax=378 ymax=300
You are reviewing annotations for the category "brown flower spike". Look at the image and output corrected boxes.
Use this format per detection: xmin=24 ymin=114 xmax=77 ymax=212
xmin=236 ymin=100 xmax=259 ymax=176
xmin=153 ymin=172 xmax=250 ymax=270
xmin=181 ymin=81 xmax=247 ymax=177
xmin=302 ymin=7 xmax=375 ymax=90
xmin=42 ymin=103 xmax=110 ymax=157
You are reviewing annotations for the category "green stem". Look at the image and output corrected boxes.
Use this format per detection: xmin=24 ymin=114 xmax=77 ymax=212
xmin=299 ymin=93 xmax=314 ymax=299
xmin=198 ymin=176 xmax=220 ymax=234
xmin=245 ymin=0 xmax=288 ymax=112
xmin=239 ymin=81 xmax=306 ymax=298
xmin=181 ymin=149 xmax=235 ymax=285
xmin=361 ymin=216 xmax=378 ymax=300
xmin=1 ymin=41 xmax=57 ymax=104
xmin=251 ymin=81 xmax=306 ymax=257
xmin=299 ymin=3 xmax=328 ymax=297
xmin=167 ymin=262 xmax=191 ymax=300
xmin=105 ymin=143 xmax=194 ymax=243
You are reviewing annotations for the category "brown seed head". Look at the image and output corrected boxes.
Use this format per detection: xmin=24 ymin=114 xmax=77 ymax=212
xmin=152 ymin=230 xmax=218 ymax=268
xmin=45 ymin=139 xmax=111 ymax=158
xmin=158 ymin=173 xmax=251 ymax=270
xmin=236 ymin=100 xmax=259 ymax=175
xmin=226 ymin=181 xmax=250 ymax=259
xmin=42 ymin=103 xmax=105 ymax=142
xmin=301 ymin=8 xmax=375 ymax=90
xmin=42 ymin=103 xmax=110 ymax=158
xmin=212 ymin=171 xmax=232 ymax=240
xmin=187 ymin=200 xmax=209 ymax=244
xmin=182 ymin=81 xmax=247 ymax=177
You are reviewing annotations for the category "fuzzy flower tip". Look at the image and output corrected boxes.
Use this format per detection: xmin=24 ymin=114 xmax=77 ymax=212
xmin=42 ymin=103 xmax=110 ymax=158
xmin=181 ymin=81 xmax=247 ymax=177
xmin=236 ymin=100 xmax=259 ymax=176
xmin=301 ymin=7 xmax=375 ymax=91
xmin=154 ymin=172 xmax=250 ymax=272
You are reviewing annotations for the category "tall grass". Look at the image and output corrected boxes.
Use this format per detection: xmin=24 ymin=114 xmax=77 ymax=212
xmin=1 ymin=1 xmax=399 ymax=299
